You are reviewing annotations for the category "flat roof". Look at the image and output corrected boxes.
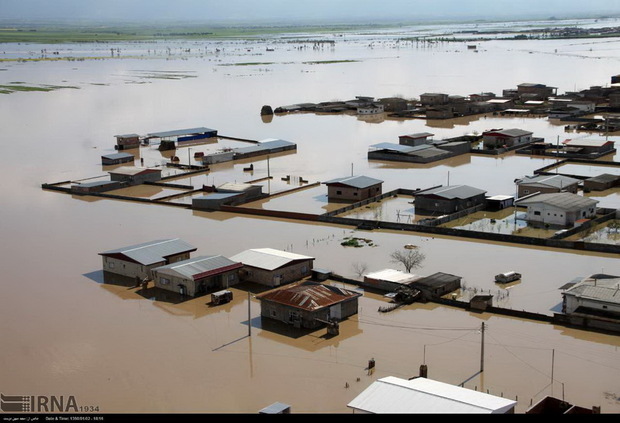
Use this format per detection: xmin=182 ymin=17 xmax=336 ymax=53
xmin=102 ymin=153 xmax=134 ymax=160
xmin=114 ymin=133 xmax=140 ymax=138
xmin=108 ymin=166 xmax=161 ymax=176
xmin=233 ymin=139 xmax=296 ymax=155
xmin=347 ymin=376 xmax=516 ymax=414
xmin=484 ymin=128 xmax=533 ymax=137
xmin=193 ymin=193 xmax=242 ymax=201
xmin=564 ymin=139 xmax=614 ymax=147
xmin=147 ymin=127 xmax=217 ymax=138
xmin=400 ymin=132 xmax=435 ymax=139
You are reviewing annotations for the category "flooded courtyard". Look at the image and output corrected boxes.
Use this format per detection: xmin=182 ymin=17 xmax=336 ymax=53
xmin=1 ymin=18 xmax=620 ymax=414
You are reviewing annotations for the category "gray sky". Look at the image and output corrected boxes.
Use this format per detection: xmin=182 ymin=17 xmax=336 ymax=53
xmin=1 ymin=0 xmax=619 ymax=24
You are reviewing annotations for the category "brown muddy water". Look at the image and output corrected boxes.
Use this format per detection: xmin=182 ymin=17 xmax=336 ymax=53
xmin=1 ymin=22 xmax=620 ymax=414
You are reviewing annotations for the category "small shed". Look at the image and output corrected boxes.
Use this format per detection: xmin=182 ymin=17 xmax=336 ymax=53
xmin=584 ymin=173 xmax=620 ymax=192
xmin=399 ymin=132 xmax=435 ymax=146
xmin=101 ymin=152 xmax=134 ymax=166
xmin=470 ymin=294 xmax=493 ymax=311
xmin=485 ymin=195 xmax=515 ymax=211
xmin=311 ymin=268 xmax=332 ymax=281
xmin=114 ymin=133 xmax=140 ymax=150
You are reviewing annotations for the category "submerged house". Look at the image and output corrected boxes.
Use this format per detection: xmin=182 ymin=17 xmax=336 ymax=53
xmin=257 ymin=281 xmax=362 ymax=329
xmin=562 ymin=139 xmax=615 ymax=156
xmin=414 ymin=185 xmax=487 ymax=215
xmin=151 ymin=255 xmax=243 ymax=297
xmin=230 ymin=248 xmax=314 ymax=287
xmin=516 ymin=174 xmax=580 ymax=198
xmin=482 ymin=128 xmax=533 ymax=148
xmin=368 ymin=143 xmax=453 ymax=164
xmin=347 ymin=376 xmax=516 ymax=414
xmin=108 ymin=167 xmax=162 ymax=186
xmin=99 ymin=238 xmax=197 ymax=280
xmin=323 ymin=175 xmax=383 ymax=202
xmin=398 ymin=132 xmax=434 ymax=146
xmin=410 ymin=272 xmax=462 ymax=299
xmin=114 ymin=133 xmax=141 ymax=150
xmin=584 ymin=174 xmax=620 ymax=192
xmin=101 ymin=152 xmax=134 ymax=166
xmin=363 ymin=269 xmax=421 ymax=292
xmin=516 ymin=192 xmax=598 ymax=227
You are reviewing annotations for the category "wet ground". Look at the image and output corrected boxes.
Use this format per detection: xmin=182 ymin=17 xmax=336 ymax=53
xmin=1 ymin=20 xmax=620 ymax=414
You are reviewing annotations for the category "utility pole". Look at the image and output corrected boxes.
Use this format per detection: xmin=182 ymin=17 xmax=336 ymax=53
xmin=248 ymin=291 xmax=252 ymax=337
xmin=480 ymin=322 xmax=485 ymax=373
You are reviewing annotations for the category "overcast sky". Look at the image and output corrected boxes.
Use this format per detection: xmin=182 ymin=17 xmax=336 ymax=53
xmin=1 ymin=0 xmax=619 ymax=24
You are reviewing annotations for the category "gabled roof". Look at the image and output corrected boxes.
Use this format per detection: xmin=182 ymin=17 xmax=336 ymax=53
xmin=108 ymin=166 xmax=161 ymax=176
xmin=483 ymin=128 xmax=533 ymax=137
xmin=230 ymin=248 xmax=314 ymax=271
xmin=347 ymin=376 xmax=516 ymax=414
xmin=99 ymin=239 xmax=197 ymax=266
xmin=369 ymin=143 xmax=418 ymax=153
xmin=417 ymin=185 xmax=487 ymax=200
xmin=516 ymin=174 xmax=580 ymax=189
xmin=323 ymin=175 xmax=384 ymax=189
xmin=516 ymin=192 xmax=598 ymax=210
xmin=586 ymin=173 xmax=620 ymax=183
xmin=152 ymin=255 xmax=242 ymax=280
xmin=257 ymin=281 xmax=361 ymax=311
xmin=563 ymin=274 xmax=620 ymax=305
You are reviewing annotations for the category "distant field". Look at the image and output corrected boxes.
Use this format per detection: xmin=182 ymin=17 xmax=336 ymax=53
xmin=0 ymin=23 xmax=378 ymax=43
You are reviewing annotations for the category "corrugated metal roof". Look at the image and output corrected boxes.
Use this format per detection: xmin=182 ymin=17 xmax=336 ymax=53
xmin=233 ymin=139 xmax=295 ymax=155
xmin=99 ymin=239 xmax=197 ymax=266
xmin=369 ymin=143 xmax=417 ymax=153
xmin=347 ymin=376 xmax=516 ymax=414
xmin=415 ymin=272 xmax=462 ymax=288
xmin=564 ymin=139 xmax=614 ymax=147
xmin=147 ymin=127 xmax=217 ymax=138
xmin=153 ymin=255 xmax=242 ymax=280
xmin=564 ymin=275 xmax=620 ymax=304
xmin=401 ymin=132 xmax=434 ymax=138
xmin=323 ymin=175 xmax=384 ymax=189
xmin=417 ymin=185 xmax=487 ymax=200
xmin=364 ymin=269 xmax=420 ymax=284
xmin=257 ymin=281 xmax=361 ymax=311
xmin=484 ymin=128 xmax=533 ymax=137
xmin=517 ymin=174 xmax=580 ymax=189
xmin=587 ymin=173 xmax=620 ymax=183
xmin=114 ymin=133 xmax=140 ymax=138
xmin=108 ymin=166 xmax=161 ymax=176
xmin=230 ymin=248 xmax=314 ymax=271
xmin=516 ymin=192 xmax=598 ymax=210
xmin=102 ymin=153 xmax=134 ymax=160
xmin=409 ymin=146 xmax=451 ymax=158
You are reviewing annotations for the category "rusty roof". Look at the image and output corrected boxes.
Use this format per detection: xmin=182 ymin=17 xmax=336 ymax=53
xmin=257 ymin=282 xmax=362 ymax=311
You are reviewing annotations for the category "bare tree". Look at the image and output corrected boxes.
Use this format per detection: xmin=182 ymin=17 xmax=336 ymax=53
xmin=390 ymin=249 xmax=426 ymax=273
xmin=352 ymin=262 xmax=368 ymax=279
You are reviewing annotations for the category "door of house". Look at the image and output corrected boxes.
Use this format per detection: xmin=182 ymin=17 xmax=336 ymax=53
xmin=273 ymin=275 xmax=282 ymax=286
xmin=329 ymin=304 xmax=342 ymax=320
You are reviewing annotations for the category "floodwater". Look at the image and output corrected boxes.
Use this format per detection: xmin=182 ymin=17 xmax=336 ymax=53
xmin=1 ymin=19 xmax=620 ymax=414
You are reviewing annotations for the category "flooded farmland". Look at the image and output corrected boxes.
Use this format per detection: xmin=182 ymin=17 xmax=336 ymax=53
xmin=1 ymin=18 xmax=620 ymax=414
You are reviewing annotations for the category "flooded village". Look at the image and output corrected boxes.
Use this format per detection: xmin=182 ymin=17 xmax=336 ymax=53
xmin=2 ymin=12 xmax=620 ymax=415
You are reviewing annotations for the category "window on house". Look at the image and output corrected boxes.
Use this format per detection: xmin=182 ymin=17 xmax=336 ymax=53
xmin=534 ymin=211 xmax=541 ymax=216
xmin=336 ymin=190 xmax=342 ymax=195
xmin=108 ymin=262 xmax=115 ymax=268
xmin=161 ymin=277 xmax=170 ymax=285
xmin=271 ymin=310 xmax=277 ymax=317
xmin=582 ymin=211 xmax=586 ymax=217
xmin=353 ymin=192 xmax=358 ymax=196
xmin=301 ymin=266 xmax=307 ymax=273
xmin=228 ymin=274 xmax=235 ymax=282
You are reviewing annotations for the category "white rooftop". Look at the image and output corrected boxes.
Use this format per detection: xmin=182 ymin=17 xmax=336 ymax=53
xmin=230 ymin=248 xmax=314 ymax=271
xmin=364 ymin=269 xmax=420 ymax=284
xmin=347 ymin=376 xmax=517 ymax=414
